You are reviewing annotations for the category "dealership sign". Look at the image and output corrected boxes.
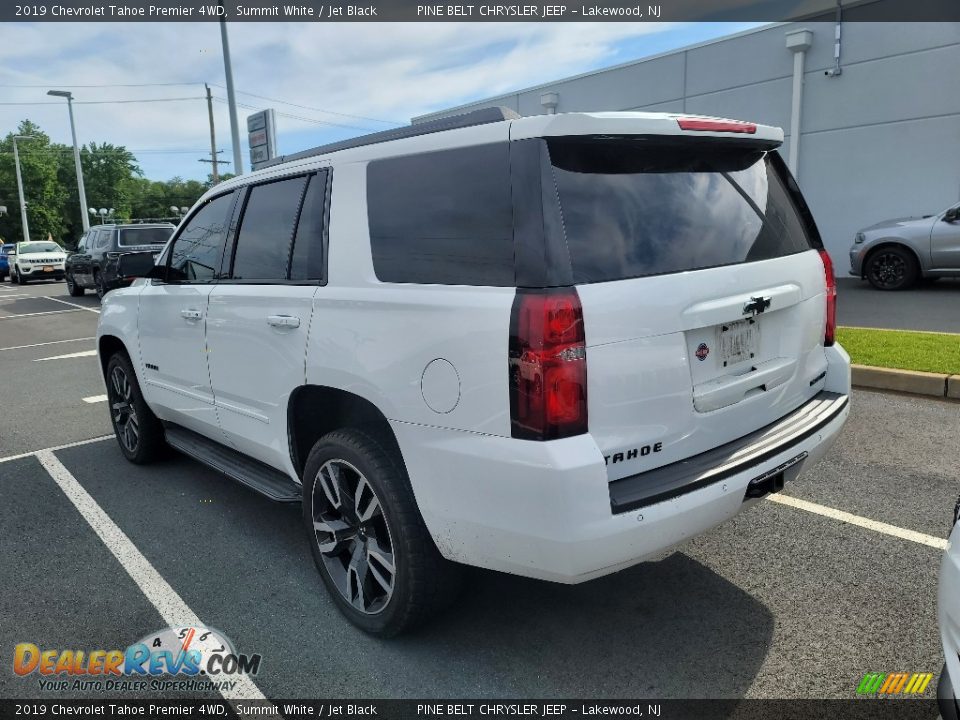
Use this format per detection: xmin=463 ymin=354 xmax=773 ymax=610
xmin=247 ymin=109 xmax=278 ymax=171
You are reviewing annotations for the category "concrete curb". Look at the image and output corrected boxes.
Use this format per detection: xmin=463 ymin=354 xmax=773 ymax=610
xmin=851 ymin=364 xmax=960 ymax=400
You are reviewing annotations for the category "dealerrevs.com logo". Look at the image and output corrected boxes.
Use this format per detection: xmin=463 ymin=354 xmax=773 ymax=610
xmin=13 ymin=626 xmax=261 ymax=693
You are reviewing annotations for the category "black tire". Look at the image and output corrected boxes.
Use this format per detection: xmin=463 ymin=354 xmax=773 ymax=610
xmin=66 ymin=272 xmax=85 ymax=297
xmin=302 ymin=428 xmax=461 ymax=637
xmin=865 ymin=246 xmax=919 ymax=291
xmin=15 ymin=268 xmax=26 ymax=285
xmin=95 ymin=272 xmax=107 ymax=300
xmin=105 ymin=352 xmax=165 ymax=464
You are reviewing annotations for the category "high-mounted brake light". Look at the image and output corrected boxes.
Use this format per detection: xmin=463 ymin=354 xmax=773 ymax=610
xmin=677 ymin=118 xmax=757 ymax=134
xmin=818 ymin=249 xmax=837 ymax=346
xmin=509 ymin=288 xmax=588 ymax=441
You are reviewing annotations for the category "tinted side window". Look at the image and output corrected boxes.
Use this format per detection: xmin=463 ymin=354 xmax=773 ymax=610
xmin=95 ymin=229 xmax=111 ymax=249
xmin=290 ymin=172 xmax=327 ymax=282
xmin=168 ymin=193 xmax=234 ymax=283
xmin=230 ymin=176 xmax=307 ymax=281
xmin=367 ymin=144 xmax=514 ymax=286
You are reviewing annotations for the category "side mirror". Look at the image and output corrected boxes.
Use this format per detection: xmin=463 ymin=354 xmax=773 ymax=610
xmin=117 ymin=251 xmax=161 ymax=280
xmin=945 ymin=208 xmax=960 ymax=223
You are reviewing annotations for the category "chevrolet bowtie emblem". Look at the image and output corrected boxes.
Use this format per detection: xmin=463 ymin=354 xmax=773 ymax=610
xmin=743 ymin=296 xmax=772 ymax=316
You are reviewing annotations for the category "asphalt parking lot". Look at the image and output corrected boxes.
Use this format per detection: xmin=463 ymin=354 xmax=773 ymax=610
xmin=837 ymin=277 xmax=960 ymax=333
xmin=0 ymin=278 xmax=957 ymax=702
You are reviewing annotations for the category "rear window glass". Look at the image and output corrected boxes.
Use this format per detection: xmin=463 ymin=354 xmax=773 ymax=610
xmin=546 ymin=138 xmax=812 ymax=284
xmin=366 ymin=144 xmax=514 ymax=286
xmin=120 ymin=227 xmax=174 ymax=247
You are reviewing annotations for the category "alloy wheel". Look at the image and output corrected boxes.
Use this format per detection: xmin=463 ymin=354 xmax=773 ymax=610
xmin=109 ymin=365 xmax=140 ymax=453
xmin=311 ymin=459 xmax=396 ymax=615
xmin=869 ymin=251 xmax=907 ymax=289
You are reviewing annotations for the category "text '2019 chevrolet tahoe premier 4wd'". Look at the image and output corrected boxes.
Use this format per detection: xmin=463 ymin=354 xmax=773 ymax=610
xmin=97 ymin=108 xmax=850 ymax=636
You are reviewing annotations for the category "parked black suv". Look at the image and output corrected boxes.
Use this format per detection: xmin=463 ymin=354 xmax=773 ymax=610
xmin=66 ymin=223 xmax=174 ymax=298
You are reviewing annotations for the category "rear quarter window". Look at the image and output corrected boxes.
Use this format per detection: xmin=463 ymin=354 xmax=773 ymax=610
xmin=120 ymin=227 xmax=174 ymax=247
xmin=546 ymin=138 xmax=813 ymax=284
xmin=366 ymin=143 xmax=514 ymax=286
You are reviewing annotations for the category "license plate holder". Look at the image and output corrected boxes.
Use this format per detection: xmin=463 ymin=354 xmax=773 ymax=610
xmin=718 ymin=319 xmax=759 ymax=366
xmin=42 ymin=266 xmax=54 ymax=272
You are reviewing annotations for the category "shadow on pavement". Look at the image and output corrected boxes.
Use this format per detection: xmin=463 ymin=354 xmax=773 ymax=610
xmin=51 ymin=442 xmax=775 ymax=699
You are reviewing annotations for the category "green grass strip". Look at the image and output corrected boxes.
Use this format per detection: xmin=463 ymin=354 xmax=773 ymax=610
xmin=836 ymin=326 xmax=960 ymax=375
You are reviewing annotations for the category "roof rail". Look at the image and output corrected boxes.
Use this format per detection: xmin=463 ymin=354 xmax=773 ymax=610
xmin=259 ymin=106 xmax=521 ymax=170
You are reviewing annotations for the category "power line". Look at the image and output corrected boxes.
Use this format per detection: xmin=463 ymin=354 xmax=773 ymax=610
xmin=207 ymin=83 xmax=403 ymax=126
xmin=0 ymin=97 xmax=204 ymax=106
xmin=0 ymin=82 xmax=203 ymax=88
xmin=212 ymin=96 xmax=374 ymax=133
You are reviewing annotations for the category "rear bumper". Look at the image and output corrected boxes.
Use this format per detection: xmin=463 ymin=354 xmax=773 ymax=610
xmin=940 ymin=526 xmax=960 ymax=719
xmin=394 ymin=381 xmax=850 ymax=584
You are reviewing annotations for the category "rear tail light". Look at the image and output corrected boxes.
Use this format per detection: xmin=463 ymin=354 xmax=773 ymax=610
xmin=509 ymin=288 xmax=588 ymax=440
xmin=819 ymin=249 xmax=837 ymax=346
xmin=677 ymin=118 xmax=757 ymax=134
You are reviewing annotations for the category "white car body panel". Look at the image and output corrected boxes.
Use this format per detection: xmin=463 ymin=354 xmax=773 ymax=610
xmin=96 ymin=110 xmax=850 ymax=583
xmin=941 ymin=521 xmax=960 ymax=710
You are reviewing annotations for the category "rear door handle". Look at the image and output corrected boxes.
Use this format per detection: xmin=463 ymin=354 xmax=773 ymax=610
xmin=267 ymin=315 xmax=300 ymax=328
xmin=180 ymin=309 xmax=203 ymax=320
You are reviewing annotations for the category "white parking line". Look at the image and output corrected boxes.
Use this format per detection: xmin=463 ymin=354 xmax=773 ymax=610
xmin=768 ymin=493 xmax=949 ymax=550
xmin=0 ymin=309 xmax=81 ymax=321
xmin=0 ymin=435 xmax=112 ymax=464
xmin=34 ymin=349 xmax=98 ymax=362
xmin=35 ymin=450 xmax=268 ymax=702
xmin=82 ymin=394 xmax=108 ymax=404
xmin=44 ymin=296 xmax=100 ymax=314
xmin=0 ymin=336 xmax=95 ymax=352
xmin=0 ymin=293 xmax=43 ymax=300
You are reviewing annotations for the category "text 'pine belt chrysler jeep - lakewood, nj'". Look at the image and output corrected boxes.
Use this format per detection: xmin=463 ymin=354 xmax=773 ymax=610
xmin=97 ymin=108 xmax=851 ymax=636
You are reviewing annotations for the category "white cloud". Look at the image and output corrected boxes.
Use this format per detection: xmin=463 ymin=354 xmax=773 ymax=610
xmin=0 ymin=21 xmax=680 ymax=179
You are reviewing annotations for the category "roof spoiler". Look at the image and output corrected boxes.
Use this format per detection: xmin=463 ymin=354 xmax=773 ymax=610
xmin=259 ymin=106 xmax=521 ymax=170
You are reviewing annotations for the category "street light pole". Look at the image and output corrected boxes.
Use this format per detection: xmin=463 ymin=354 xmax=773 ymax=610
xmin=218 ymin=9 xmax=244 ymax=176
xmin=48 ymin=90 xmax=90 ymax=232
xmin=12 ymin=134 xmax=34 ymax=243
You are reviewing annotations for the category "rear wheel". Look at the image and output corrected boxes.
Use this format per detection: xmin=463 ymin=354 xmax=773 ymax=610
xmin=95 ymin=272 xmax=107 ymax=299
xmin=302 ymin=428 xmax=461 ymax=636
xmin=105 ymin=352 xmax=164 ymax=464
xmin=66 ymin=272 xmax=85 ymax=297
xmin=865 ymin=246 xmax=918 ymax=291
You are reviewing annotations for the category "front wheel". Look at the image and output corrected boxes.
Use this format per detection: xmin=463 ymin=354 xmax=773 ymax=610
xmin=865 ymin=246 xmax=918 ymax=290
xmin=66 ymin=272 xmax=85 ymax=297
xmin=15 ymin=268 xmax=26 ymax=285
xmin=105 ymin=352 xmax=164 ymax=464
xmin=302 ymin=429 xmax=461 ymax=636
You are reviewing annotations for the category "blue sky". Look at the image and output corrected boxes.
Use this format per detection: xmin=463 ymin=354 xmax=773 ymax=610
xmin=0 ymin=21 xmax=766 ymax=182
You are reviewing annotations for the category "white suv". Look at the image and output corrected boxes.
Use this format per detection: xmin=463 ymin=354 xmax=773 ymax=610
xmin=97 ymin=108 xmax=850 ymax=635
xmin=9 ymin=240 xmax=67 ymax=284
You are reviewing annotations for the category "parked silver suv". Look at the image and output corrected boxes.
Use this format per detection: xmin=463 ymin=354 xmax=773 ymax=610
xmin=849 ymin=202 xmax=960 ymax=290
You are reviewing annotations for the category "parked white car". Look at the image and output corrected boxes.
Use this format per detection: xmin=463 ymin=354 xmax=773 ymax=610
xmin=96 ymin=108 xmax=851 ymax=635
xmin=939 ymin=497 xmax=960 ymax=720
xmin=8 ymin=240 xmax=67 ymax=284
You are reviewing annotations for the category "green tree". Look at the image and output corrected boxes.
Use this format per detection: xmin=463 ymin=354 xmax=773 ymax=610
xmin=0 ymin=120 xmax=68 ymax=245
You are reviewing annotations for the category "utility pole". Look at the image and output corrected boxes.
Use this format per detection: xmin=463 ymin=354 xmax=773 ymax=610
xmin=205 ymin=83 xmax=219 ymax=183
xmin=219 ymin=6 xmax=244 ymax=176
xmin=12 ymin=135 xmax=35 ymax=243
xmin=48 ymin=90 xmax=90 ymax=231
